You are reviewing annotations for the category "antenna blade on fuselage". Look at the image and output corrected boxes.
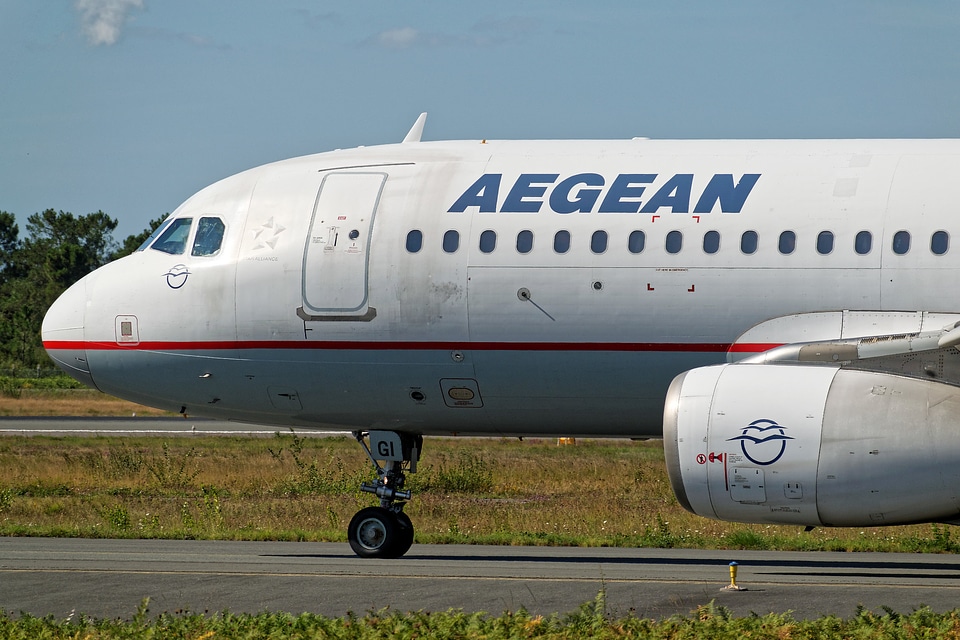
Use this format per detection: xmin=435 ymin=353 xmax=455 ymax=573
xmin=402 ymin=112 xmax=427 ymax=143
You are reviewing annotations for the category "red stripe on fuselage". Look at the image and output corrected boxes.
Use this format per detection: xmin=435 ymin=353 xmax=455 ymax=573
xmin=726 ymin=343 xmax=781 ymax=353
xmin=42 ymin=340 xmax=782 ymax=353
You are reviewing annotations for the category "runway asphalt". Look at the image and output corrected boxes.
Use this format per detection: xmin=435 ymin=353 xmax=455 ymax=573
xmin=2 ymin=538 xmax=960 ymax=620
xmin=0 ymin=416 xmax=336 ymax=437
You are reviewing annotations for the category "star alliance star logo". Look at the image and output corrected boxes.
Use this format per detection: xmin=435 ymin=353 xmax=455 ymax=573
xmin=251 ymin=217 xmax=285 ymax=250
xmin=727 ymin=419 xmax=794 ymax=465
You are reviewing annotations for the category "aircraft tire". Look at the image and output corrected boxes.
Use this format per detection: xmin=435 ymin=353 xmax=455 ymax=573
xmin=392 ymin=511 xmax=415 ymax=557
xmin=348 ymin=507 xmax=400 ymax=558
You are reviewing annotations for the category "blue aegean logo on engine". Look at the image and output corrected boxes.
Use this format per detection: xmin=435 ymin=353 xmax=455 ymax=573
xmin=727 ymin=419 xmax=794 ymax=465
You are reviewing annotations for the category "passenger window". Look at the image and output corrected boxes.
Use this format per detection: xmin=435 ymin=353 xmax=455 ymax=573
xmin=405 ymin=229 xmax=423 ymax=253
xmin=740 ymin=230 xmax=758 ymax=255
xmin=666 ymin=230 xmax=682 ymax=254
xmin=703 ymin=230 xmax=720 ymax=254
xmin=893 ymin=230 xmax=910 ymax=255
xmin=517 ymin=230 xmax=533 ymax=254
xmin=817 ymin=231 xmax=834 ymax=255
xmin=591 ymin=230 xmax=608 ymax=254
xmin=479 ymin=230 xmax=497 ymax=254
xmin=191 ymin=217 xmax=225 ymax=257
xmin=855 ymin=230 xmax=872 ymax=255
xmin=554 ymin=230 xmax=570 ymax=254
xmin=442 ymin=230 xmax=459 ymax=253
xmin=778 ymin=231 xmax=796 ymax=255
xmin=151 ymin=217 xmax=193 ymax=255
xmin=931 ymin=230 xmax=949 ymax=255
xmin=628 ymin=230 xmax=645 ymax=254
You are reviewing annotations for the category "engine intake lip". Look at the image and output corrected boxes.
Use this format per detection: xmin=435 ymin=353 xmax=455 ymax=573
xmin=662 ymin=370 xmax=695 ymax=515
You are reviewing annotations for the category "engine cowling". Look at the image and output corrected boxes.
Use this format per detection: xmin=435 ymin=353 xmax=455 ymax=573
xmin=663 ymin=363 xmax=960 ymax=527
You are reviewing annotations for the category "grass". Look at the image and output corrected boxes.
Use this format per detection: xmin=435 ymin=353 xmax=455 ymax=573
xmin=0 ymin=430 xmax=957 ymax=552
xmin=0 ymin=388 xmax=172 ymax=416
xmin=2 ymin=597 xmax=960 ymax=638
xmin=0 ymin=385 xmax=958 ymax=552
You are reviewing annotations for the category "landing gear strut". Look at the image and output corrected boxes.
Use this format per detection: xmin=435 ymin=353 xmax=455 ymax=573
xmin=348 ymin=430 xmax=422 ymax=558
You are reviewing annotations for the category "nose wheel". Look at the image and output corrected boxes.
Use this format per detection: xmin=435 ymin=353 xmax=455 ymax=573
xmin=348 ymin=431 xmax=421 ymax=558
xmin=347 ymin=507 xmax=415 ymax=558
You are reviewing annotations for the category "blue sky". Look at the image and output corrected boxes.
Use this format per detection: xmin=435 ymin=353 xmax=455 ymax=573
xmin=2 ymin=1 xmax=960 ymax=239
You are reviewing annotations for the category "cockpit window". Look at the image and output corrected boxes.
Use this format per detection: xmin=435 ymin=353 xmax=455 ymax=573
xmin=191 ymin=217 xmax=226 ymax=257
xmin=150 ymin=217 xmax=193 ymax=255
xmin=137 ymin=216 xmax=173 ymax=251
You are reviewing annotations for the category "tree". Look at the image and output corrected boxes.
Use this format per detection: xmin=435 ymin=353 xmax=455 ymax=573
xmin=0 ymin=211 xmax=19 ymax=286
xmin=0 ymin=210 xmax=174 ymax=368
xmin=19 ymin=209 xmax=119 ymax=288
xmin=111 ymin=215 xmax=167 ymax=261
xmin=0 ymin=209 xmax=120 ymax=368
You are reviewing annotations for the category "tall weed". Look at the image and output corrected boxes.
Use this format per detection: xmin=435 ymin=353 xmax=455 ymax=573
xmin=71 ymin=445 xmax=144 ymax=479
xmin=146 ymin=443 xmax=201 ymax=489
xmin=106 ymin=504 xmax=130 ymax=531
xmin=270 ymin=431 xmax=363 ymax=495
xmin=418 ymin=452 xmax=493 ymax=494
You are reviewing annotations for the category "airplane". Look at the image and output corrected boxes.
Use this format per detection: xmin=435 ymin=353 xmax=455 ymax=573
xmin=41 ymin=113 xmax=960 ymax=558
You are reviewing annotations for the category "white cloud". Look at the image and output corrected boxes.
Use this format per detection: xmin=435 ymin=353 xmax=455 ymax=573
xmin=367 ymin=19 xmax=540 ymax=50
xmin=76 ymin=0 xmax=145 ymax=46
xmin=377 ymin=27 xmax=420 ymax=49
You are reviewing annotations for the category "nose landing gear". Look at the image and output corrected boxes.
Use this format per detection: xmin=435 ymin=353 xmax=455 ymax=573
xmin=348 ymin=431 xmax=421 ymax=558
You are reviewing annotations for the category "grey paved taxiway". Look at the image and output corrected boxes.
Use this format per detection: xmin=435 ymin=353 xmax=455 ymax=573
xmin=0 ymin=417 xmax=331 ymax=437
xmin=2 ymin=538 xmax=960 ymax=620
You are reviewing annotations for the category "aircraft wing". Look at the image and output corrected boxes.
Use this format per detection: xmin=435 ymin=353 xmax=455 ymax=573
xmin=731 ymin=310 xmax=960 ymax=386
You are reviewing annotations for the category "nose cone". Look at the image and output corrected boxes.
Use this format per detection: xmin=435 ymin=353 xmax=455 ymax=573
xmin=42 ymin=277 xmax=97 ymax=389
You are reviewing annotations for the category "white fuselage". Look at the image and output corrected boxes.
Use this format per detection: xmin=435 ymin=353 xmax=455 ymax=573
xmin=42 ymin=138 xmax=960 ymax=437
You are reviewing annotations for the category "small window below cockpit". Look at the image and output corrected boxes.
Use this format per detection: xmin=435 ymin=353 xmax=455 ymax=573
xmin=191 ymin=217 xmax=226 ymax=257
xmin=150 ymin=217 xmax=193 ymax=255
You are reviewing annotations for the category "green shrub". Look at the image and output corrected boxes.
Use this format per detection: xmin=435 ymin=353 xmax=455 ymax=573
xmin=420 ymin=452 xmax=494 ymax=494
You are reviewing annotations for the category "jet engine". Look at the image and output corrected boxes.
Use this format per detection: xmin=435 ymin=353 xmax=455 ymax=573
xmin=663 ymin=363 xmax=960 ymax=527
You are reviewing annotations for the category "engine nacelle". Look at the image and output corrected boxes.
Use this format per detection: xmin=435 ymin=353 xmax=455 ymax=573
xmin=663 ymin=364 xmax=960 ymax=527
